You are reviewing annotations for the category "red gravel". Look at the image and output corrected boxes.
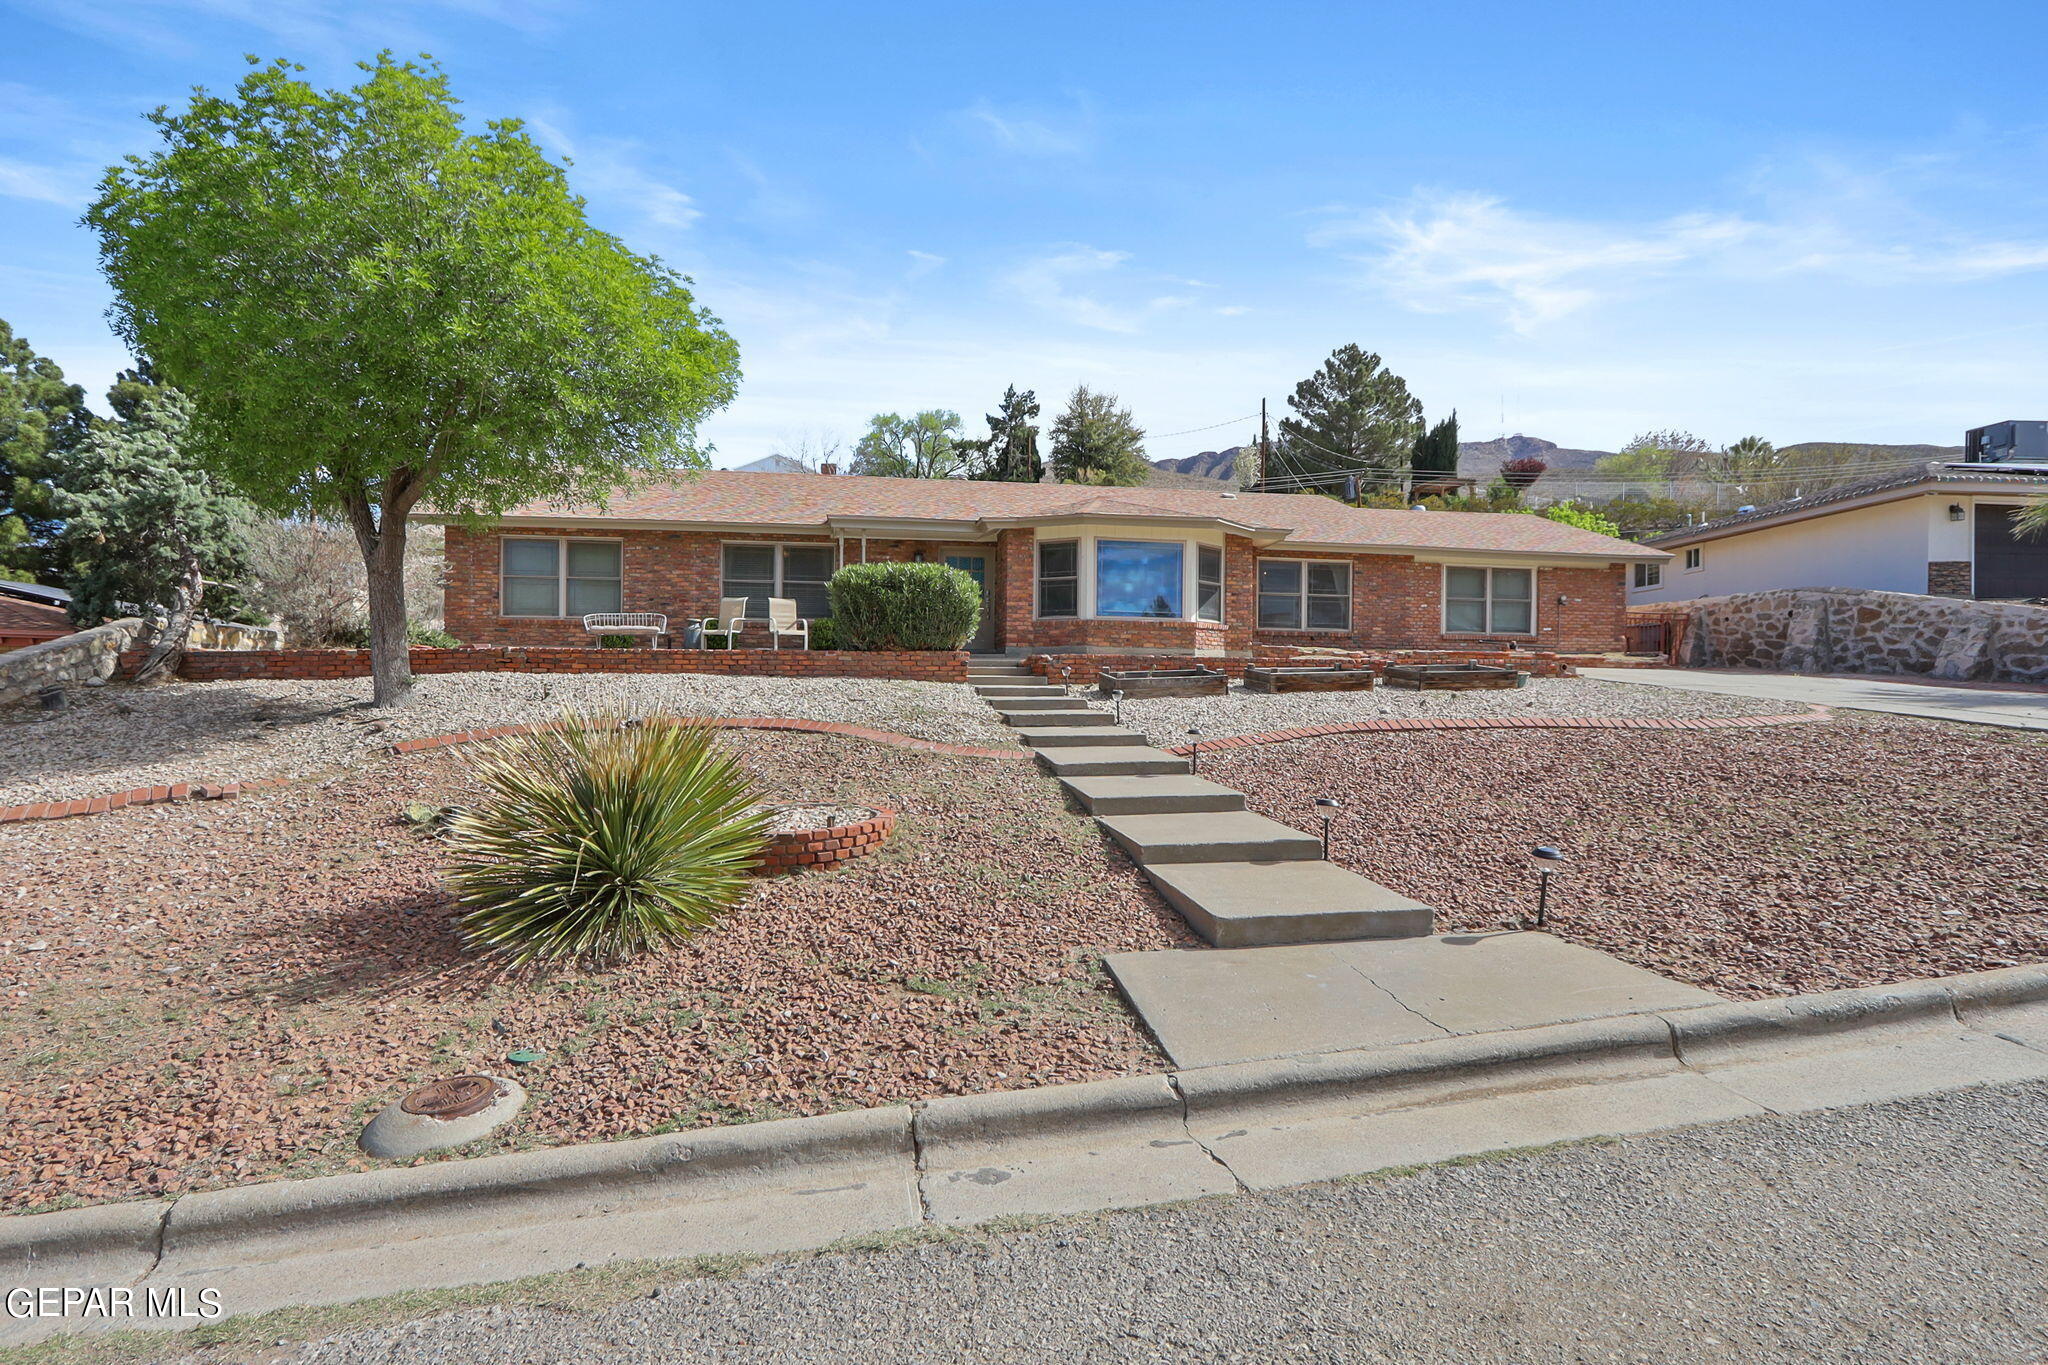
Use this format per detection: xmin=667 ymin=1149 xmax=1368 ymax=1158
xmin=1205 ymin=713 xmax=2048 ymax=1000
xmin=0 ymin=733 xmax=1193 ymax=1212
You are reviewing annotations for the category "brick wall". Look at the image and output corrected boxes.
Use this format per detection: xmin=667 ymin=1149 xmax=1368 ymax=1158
xmin=445 ymin=525 xmax=1629 ymax=657
xmin=133 ymin=647 xmax=968 ymax=684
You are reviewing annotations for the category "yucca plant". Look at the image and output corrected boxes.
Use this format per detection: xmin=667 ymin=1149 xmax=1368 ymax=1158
xmin=443 ymin=711 xmax=773 ymax=964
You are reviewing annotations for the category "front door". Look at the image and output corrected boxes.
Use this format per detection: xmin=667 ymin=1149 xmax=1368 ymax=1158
xmin=943 ymin=554 xmax=995 ymax=651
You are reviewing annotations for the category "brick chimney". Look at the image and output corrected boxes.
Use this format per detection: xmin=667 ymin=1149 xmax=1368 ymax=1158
xmin=819 ymin=462 xmax=839 ymax=476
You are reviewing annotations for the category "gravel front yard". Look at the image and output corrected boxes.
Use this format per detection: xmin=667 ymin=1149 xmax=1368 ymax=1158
xmin=1204 ymin=713 xmax=2048 ymax=998
xmin=0 ymin=731 xmax=1192 ymax=1212
xmin=0 ymin=673 xmax=1012 ymax=807
xmin=1090 ymin=675 xmax=1806 ymax=744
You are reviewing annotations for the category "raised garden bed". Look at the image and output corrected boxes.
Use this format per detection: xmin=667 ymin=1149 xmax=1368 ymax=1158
xmin=1242 ymin=665 xmax=1377 ymax=694
xmin=1097 ymin=667 xmax=1229 ymax=699
xmin=754 ymin=804 xmax=896 ymax=875
xmin=1382 ymin=662 xmax=1521 ymax=691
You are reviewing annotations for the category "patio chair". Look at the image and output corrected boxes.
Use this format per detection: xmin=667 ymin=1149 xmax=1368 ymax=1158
xmin=699 ymin=597 xmax=750 ymax=649
xmin=765 ymin=597 xmax=810 ymax=651
xmin=581 ymin=612 xmax=668 ymax=647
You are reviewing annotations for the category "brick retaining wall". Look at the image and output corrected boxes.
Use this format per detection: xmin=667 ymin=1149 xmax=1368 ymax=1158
xmin=1024 ymin=645 xmax=1645 ymax=685
xmin=755 ymin=809 xmax=896 ymax=876
xmin=122 ymin=646 xmax=970 ymax=684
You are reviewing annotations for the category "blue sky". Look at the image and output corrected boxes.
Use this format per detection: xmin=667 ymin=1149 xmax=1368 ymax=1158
xmin=5 ymin=1 xmax=2048 ymax=466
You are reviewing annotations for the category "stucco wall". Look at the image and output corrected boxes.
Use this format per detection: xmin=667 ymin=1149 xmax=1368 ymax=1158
xmin=1630 ymin=497 xmax=1937 ymax=605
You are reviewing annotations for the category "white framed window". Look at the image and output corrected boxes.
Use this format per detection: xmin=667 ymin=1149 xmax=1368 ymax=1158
xmin=1096 ymin=539 xmax=1184 ymax=618
xmin=1634 ymin=562 xmax=1662 ymax=589
xmin=722 ymin=542 xmax=834 ymax=619
xmin=1257 ymin=558 xmax=1351 ymax=630
xmin=1683 ymin=547 xmax=1704 ymax=571
xmin=1037 ymin=540 xmax=1079 ymax=618
xmin=501 ymin=537 xmax=622 ymax=618
xmin=1196 ymin=545 xmax=1224 ymax=622
xmin=1444 ymin=566 xmax=1535 ymax=634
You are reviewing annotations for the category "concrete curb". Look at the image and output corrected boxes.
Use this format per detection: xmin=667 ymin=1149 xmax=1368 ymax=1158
xmin=6 ymin=963 xmax=2047 ymax=1338
xmin=1158 ymin=706 xmax=1829 ymax=755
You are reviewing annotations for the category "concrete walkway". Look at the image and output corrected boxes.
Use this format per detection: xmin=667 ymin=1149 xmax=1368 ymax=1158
xmin=1108 ymin=932 xmax=1718 ymax=1067
xmin=1581 ymin=666 xmax=2048 ymax=730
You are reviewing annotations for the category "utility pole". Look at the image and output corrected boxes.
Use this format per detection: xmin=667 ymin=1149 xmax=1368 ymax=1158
xmin=1258 ymin=398 xmax=1270 ymax=491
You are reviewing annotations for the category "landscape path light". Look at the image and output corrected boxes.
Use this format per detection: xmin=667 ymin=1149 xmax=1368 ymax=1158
xmin=1530 ymin=845 xmax=1569 ymax=927
xmin=1187 ymin=726 xmax=1203 ymax=773
xmin=1111 ymin=688 xmax=1126 ymax=726
xmin=1313 ymin=797 xmax=1341 ymax=860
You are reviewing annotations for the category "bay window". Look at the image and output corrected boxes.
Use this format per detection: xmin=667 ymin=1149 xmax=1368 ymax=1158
xmin=1037 ymin=540 xmax=1078 ymax=617
xmin=1257 ymin=559 xmax=1350 ymax=630
xmin=722 ymin=543 xmax=834 ymax=619
xmin=1444 ymin=566 xmax=1534 ymax=634
xmin=1096 ymin=540 xmax=1183 ymax=618
xmin=501 ymin=537 xmax=622 ymax=617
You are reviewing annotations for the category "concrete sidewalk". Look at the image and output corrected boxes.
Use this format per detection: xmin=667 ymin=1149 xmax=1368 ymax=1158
xmin=1107 ymin=932 xmax=1718 ymax=1067
xmin=1580 ymin=666 xmax=2048 ymax=730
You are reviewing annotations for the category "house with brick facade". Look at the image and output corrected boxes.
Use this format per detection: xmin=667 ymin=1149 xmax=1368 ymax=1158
xmin=435 ymin=470 xmax=1666 ymax=656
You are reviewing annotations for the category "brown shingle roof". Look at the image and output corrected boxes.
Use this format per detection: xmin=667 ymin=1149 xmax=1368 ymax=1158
xmin=0 ymin=596 xmax=72 ymax=638
xmin=484 ymin=471 xmax=1662 ymax=562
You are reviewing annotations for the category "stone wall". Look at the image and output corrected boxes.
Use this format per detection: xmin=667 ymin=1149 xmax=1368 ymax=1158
xmin=1677 ymin=588 xmax=2048 ymax=683
xmin=0 ymin=619 xmax=143 ymax=707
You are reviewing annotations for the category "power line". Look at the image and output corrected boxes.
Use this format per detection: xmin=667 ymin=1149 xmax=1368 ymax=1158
xmin=1148 ymin=412 xmax=1260 ymax=440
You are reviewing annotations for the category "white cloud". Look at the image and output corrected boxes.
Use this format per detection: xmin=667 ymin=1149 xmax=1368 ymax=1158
xmin=526 ymin=116 xmax=701 ymax=232
xmin=958 ymin=97 xmax=1092 ymax=158
xmin=904 ymin=249 xmax=946 ymax=278
xmin=13 ymin=0 xmax=570 ymax=61
xmin=0 ymin=156 xmax=89 ymax=207
xmin=999 ymin=246 xmax=1146 ymax=332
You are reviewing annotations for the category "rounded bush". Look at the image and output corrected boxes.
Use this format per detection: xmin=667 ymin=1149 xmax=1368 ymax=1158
xmin=443 ymin=712 xmax=773 ymax=964
xmin=827 ymin=561 xmax=981 ymax=651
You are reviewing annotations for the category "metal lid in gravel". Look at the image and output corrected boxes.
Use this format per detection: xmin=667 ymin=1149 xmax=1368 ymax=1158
xmin=360 ymin=1074 xmax=526 ymax=1159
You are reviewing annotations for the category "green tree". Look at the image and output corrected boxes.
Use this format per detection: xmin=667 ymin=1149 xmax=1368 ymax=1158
xmin=1411 ymin=410 xmax=1460 ymax=478
xmin=1271 ymin=344 xmax=1423 ymax=489
xmin=851 ymin=410 xmax=964 ymax=478
xmin=1596 ymin=429 xmax=1715 ymax=483
xmin=1049 ymin=384 xmax=1148 ymax=486
xmin=965 ymin=385 xmax=1043 ymax=483
xmin=0 ymin=320 xmax=95 ymax=582
xmin=1533 ymin=500 xmax=1623 ymax=538
xmin=85 ymin=54 xmax=740 ymax=706
xmin=55 ymin=388 xmax=254 ymax=680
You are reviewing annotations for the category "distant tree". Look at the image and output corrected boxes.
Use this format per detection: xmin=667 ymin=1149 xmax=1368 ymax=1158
xmin=86 ymin=55 xmax=740 ymax=706
xmin=55 ymin=388 xmax=254 ymax=680
xmin=1271 ymin=344 xmax=1424 ymax=489
xmin=1049 ymin=385 xmax=1149 ymax=486
xmin=0 ymin=320 xmax=95 ymax=582
xmin=851 ymin=410 xmax=965 ymax=478
xmin=1499 ymin=456 xmax=1547 ymax=489
xmin=1584 ymin=491 xmax=1714 ymax=539
xmin=1535 ymin=500 xmax=1623 ymax=538
xmin=1706 ymin=434 xmax=1783 ymax=501
xmin=1411 ymin=410 xmax=1460 ymax=478
xmin=1596 ymin=430 xmax=1716 ymax=483
xmin=766 ymin=429 xmax=842 ymax=472
xmin=963 ymin=385 xmax=1043 ymax=483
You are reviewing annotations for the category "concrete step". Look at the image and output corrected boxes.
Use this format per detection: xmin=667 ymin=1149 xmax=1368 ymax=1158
xmin=974 ymin=684 xmax=1065 ymax=698
xmin=999 ymin=706 xmax=1114 ymax=726
xmin=967 ymin=671 xmax=1034 ymax=682
xmin=1095 ymin=811 xmax=1322 ymax=866
xmin=1014 ymin=726 xmax=1149 ymax=749
xmin=1036 ymin=747 xmax=1191 ymax=778
xmin=987 ymin=697 xmax=1091 ymax=715
xmin=1060 ymin=774 xmax=1249 ymax=816
xmin=1141 ymin=860 xmax=1434 ymax=948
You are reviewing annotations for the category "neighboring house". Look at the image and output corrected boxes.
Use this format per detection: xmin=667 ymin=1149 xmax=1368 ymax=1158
xmin=1628 ymin=464 xmax=2048 ymax=606
xmin=434 ymin=471 xmax=1662 ymax=656
xmin=0 ymin=593 xmax=74 ymax=652
xmin=731 ymin=454 xmax=820 ymax=474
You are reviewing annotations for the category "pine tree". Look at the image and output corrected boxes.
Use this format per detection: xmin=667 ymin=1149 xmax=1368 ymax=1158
xmin=0 ymin=320 xmax=95 ymax=581
xmin=55 ymin=388 xmax=254 ymax=681
xmin=970 ymin=385 xmax=1043 ymax=482
xmin=1049 ymin=385 xmax=1148 ymax=486
xmin=1272 ymin=344 xmax=1424 ymax=491
xmin=1412 ymin=410 xmax=1460 ymax=477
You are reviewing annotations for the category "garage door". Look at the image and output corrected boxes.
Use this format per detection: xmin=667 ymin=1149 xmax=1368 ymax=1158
xmin=1974 ymin=505 xmax=2048 ymax=599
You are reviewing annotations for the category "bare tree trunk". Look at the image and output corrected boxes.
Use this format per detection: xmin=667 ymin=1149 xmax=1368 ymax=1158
xmin=132 ymin=557 xmax=204 ymax=684
xmin=344 ymin=481 xmax=418 ymax=709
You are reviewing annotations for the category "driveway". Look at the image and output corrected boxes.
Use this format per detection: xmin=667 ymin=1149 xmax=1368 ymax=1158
xmin=1581 ymin=666 xmax=2048 ymax=731
xmin=281 ymin=1081 xmax=2048 ymax=1365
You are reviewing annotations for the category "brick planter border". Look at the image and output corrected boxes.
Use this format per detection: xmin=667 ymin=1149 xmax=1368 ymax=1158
xmin=0 ymin=718 xmax=1018 ymax=826
xmin=755 ymin=809 xmax=897 ymax=876
xmin=1163 ymin=707 xmax=1829 ymax=754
